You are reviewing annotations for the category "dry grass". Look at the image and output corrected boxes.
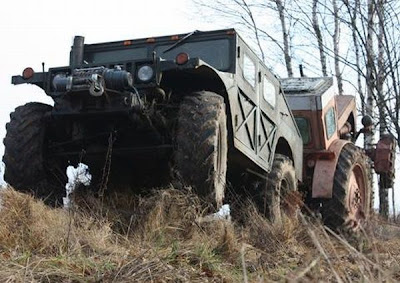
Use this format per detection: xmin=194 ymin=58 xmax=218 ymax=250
xmin=1 ymin=186 xmax=400 ymax=282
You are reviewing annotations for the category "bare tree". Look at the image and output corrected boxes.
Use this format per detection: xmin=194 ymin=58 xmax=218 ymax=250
xmin=350 ymin=0 xmax=366 ymax=114
xmin=333 ymin=0 xmax=344 ymax=94
xmin=274 ymin=0 xmax=294 ymax=77
xmin=312 ymin=0 xmax=328 ymax=76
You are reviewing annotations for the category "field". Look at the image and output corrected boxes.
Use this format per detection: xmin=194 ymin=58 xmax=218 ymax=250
xmin=0 ymin=186 xmax=400 ymax=282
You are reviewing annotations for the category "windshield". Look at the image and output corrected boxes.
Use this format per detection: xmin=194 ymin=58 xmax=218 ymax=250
xmin=295 ymin=117 xmax=311 ymax=145
xmin=84 ymin=47 xmax=148 ymax=64
xmin=155 ymin=39 xmax=231 ymax=71
xmin=83 ymin=38 xmax=232 ymax=72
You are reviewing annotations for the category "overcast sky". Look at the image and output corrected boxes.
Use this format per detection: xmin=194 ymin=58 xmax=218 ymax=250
xmin=0 ymin=0 xmax=220 ymax=156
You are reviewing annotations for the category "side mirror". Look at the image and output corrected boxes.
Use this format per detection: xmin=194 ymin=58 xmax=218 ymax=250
xmin=361 ymin=115 xmax=373 ymax=132
xmin=353 ymin=115 xmax=373 ymax=142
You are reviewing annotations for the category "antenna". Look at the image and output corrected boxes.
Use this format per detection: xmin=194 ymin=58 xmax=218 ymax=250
xmin=299 ymin=64 xmax=305 ymax=77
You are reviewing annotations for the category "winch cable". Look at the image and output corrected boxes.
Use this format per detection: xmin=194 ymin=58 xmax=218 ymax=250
xmin=99 ymin=131 xmax=116 ymax=199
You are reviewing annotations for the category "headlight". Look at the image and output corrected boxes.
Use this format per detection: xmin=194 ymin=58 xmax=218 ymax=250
xmin=137 ymin=65 xmax=154 ymax=82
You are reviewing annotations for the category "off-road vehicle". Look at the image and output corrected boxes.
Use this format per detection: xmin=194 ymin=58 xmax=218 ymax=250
xmin=4 ymin=29 xmax=303 ymax=213
xmin=4 ymin=29 xmax=395 ymax=231
xmin=282 ymin=77 xmax=395 ymax=230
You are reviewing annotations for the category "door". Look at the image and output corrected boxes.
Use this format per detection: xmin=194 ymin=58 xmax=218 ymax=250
xmin=234 ymin=46 xmax=258 ymax=153
xmin=257 ymin=71 xmax=278 ymax=165
xmin=233 ymin=42 xmax=277 ymax=168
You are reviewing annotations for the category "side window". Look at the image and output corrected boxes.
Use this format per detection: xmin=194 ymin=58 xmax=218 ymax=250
xmin=263 ymin=76 xmax=276 ymax=108
xmin=325 ymin=107 xmax=336 ymax=139
xmin=243 ymin=53 xmax=256 ymax=87
xmin=295 ymin=117 xmax=311 ymax=145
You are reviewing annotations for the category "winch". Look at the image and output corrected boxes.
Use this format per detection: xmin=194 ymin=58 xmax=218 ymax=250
xmin=52 ymin=66 xmax=134 ymax=96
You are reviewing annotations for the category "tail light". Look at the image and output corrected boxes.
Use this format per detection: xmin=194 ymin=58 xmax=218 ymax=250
xmin=176 ymin=52 xmax=189 ymax=65
xmin=22 ymin=67 xmax=34 ymax=80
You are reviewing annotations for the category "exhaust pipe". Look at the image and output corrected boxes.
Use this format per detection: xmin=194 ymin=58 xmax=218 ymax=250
xmin=71 ymin=36 xmax=85 ymax=69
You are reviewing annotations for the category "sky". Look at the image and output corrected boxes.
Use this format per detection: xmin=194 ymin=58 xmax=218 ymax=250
xmin=0 ymin=0 xmax=218 ymax=159
xmin=0 ymin=0 xmax=397 ymax=210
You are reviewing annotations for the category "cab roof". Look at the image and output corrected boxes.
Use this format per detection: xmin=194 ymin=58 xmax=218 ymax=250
xmin=82 ymin=28 xmax=237 ymax=49
xmin=281 ymin=77 xmax=333 ymax=97
xmin=281 ymin=77 xmax=336 ymax=111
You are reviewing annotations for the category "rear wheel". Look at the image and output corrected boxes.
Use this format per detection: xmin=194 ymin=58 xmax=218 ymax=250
xmin=322 ymin=143 xmax=372 ymax=232
xmin=256 ymin=154 xmax=299 ymax=223
xmin=3 ymin=102 xmax=63 ymax=204
xmin=174 ymin=91 xmax=228 ymax=209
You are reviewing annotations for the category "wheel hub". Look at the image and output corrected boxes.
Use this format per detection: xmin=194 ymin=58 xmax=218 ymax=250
xmin=347 ymin=164 xmax=366 ymax=229
xmin=351 ymin=186 xmax=361 ymax=209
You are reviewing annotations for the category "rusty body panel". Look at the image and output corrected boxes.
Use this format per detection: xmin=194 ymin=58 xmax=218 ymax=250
xmin=312 ymin=139 xmax=350 ymax=198
xmin=375 ymin=135 xmax=396 ymax=174
xmin=335 ymin=95 xmax=357 ymax=134
xmin=283 ymin=77 xmax=338 ymax=149
xmin=374 ymin=135 xmax=396 ymax=189
xmin=375 ymin=138 xmax=395 ymax=173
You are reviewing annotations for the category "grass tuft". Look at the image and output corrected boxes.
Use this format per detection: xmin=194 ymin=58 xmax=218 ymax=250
xmin=1 ymin=186 xmax=400 ymax=282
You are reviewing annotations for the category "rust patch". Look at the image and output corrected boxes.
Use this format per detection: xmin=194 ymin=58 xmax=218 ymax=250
xmin=375 ymin=135 xmax=396 ymax=174
xmin=312 ymin=139 xmax=350 ymax=198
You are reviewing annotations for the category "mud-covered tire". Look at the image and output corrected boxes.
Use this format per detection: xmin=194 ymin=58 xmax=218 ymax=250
xmin=2 ymin=102 xmax=61 ymax=203
xmin=322 ymin=143 xmax=372 ymax=232
xmin=257 ymin=154 xmax=299 ymax=223
xmin=174 ymin=91 xmax=228 ymax=209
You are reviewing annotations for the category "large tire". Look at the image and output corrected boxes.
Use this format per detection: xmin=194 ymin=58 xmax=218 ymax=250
xmin=322 ymin=143 xmax=372 ymax=232
xmin=174 ymin=91 xmax=228 ymax=209
xmin=2 ymin=102 xmax=61 ymax=203
xmin=256 ymin=154 xmax=299 ymax=223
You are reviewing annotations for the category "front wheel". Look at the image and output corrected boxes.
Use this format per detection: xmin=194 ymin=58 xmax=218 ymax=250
xmin=3 ymin=102 xmax=64 ymax=204
xmin=174 ymin=91 xmax=228 ymax=209
xmin=322 ymin=143 xmax=372 ymax=232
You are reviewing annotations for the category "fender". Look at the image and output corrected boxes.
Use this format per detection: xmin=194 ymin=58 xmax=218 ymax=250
xmin=161 ymin=61 xmax=234 ymax=130
xmin=312 ymin=139 xmax=350 ymax=198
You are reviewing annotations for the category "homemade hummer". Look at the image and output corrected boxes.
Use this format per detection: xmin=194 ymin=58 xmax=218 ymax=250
xmin=3 ymin=29 xmax=395 ymax=231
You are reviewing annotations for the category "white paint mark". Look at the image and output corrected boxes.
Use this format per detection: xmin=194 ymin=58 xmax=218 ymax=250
xmin=0 ymin=162 xmax=5 ymax=189
xmin=213 ymin=204 xmax=231 ymax=220
xmin=63 ymin=163 xmax=92 ymax=208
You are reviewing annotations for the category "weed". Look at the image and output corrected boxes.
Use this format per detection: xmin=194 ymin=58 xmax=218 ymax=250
xmin=1 ymin=187 xmax=400 ymax=282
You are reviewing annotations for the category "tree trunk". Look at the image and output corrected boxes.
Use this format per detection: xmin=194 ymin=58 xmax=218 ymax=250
xmin=350 ymin=0 xmax=365 ymax=115
xmin=365 ymin=0 xmax=375 ymax=151
xmin=333 ymin=0 xmax=344 ymax=95
xmin=312 ymin=0 xmax=327 ymax=76
xmin=275 ymin=0 xmax=293 ymax=77
xmin=376 ymin=0 xmax=390 ymax=219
